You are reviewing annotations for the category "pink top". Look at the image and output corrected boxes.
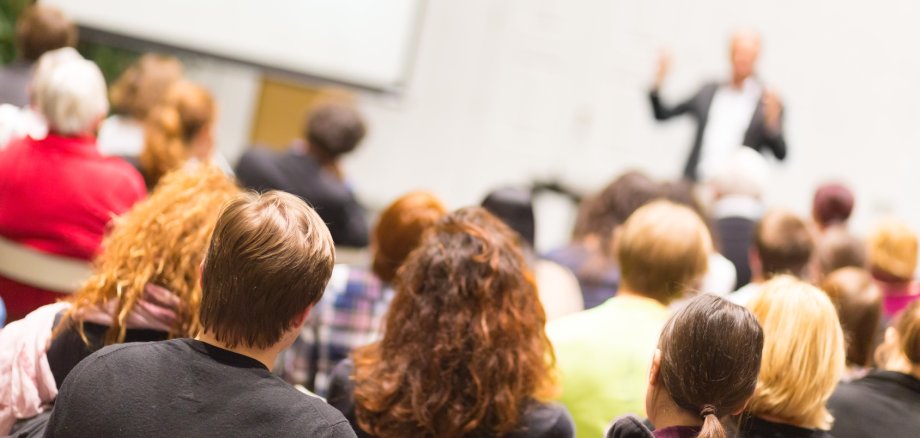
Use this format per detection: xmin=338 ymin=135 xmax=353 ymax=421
xmin=877 ymin=280 xmax=920 ymax=318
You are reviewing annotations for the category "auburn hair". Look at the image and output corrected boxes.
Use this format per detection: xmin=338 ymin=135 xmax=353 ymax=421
xmin=140 ymin=81 xmax=215 ymax=188
xmin=352 ymin=207 xmax=556 ymax=438
xmin=59 ymin=165 xmax=239 ymax=345
xmin=371 ymin=191 xmax=446 ymax=283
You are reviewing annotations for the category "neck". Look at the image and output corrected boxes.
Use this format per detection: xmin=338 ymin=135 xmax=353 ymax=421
xmin=195 ymin=331 xmax=279 ymax=370
xmin=730 ymin=75 xmax=748 ymax=89
xmin=910 ymin=365 xmax=920 ymax=380
xmin=617 ymin=286 xmax=667 ymax=305
xmin=649 ymin=390 xmax=703 ymax=431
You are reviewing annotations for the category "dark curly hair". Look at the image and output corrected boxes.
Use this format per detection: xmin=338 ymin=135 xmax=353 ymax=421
xmin=351 ymin=207 xmax=556 ymax=437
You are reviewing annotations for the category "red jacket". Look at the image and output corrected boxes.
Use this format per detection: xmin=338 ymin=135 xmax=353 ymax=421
xmin=0 ymin=133 xmax=146 ymax=320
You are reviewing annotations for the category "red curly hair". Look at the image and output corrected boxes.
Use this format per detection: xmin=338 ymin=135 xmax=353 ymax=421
xmin=352 ymin=207 xmax=556 ymax=437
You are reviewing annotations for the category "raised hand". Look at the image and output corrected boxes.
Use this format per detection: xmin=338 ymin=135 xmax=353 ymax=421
xmin=654 ymin=50 xmax=672 ymax=90
xmin=762 ymin=89 xmax=782 ymax=132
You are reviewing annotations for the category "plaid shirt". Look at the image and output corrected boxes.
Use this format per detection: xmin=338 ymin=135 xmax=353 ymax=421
xmin=278 ymin=264 xmax=393 ymax=396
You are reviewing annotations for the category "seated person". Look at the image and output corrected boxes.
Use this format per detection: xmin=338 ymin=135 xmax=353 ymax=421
xmin=482 ymin=186 xmax=584 ymax=320
xmin=0 ymin=166 xmax=238 ymax=436
xmin=135 ymin=81 xmax=216 ymax=190
xmin=828 ymin=300 xmax=920 ymax=438
xmin=549 ymin=200 xmax=711 ymax=437
xmin=327 ymin=208 xmax=574 ymax=437
xmin=43 ymin=191 xmax=355 ymax=437
xmin=821 ymin=267 xmax=883 ymax=381
xmin=606 ymin=294 xmax=764 ymax=438
xmin=810 ymin=225 xmax=866 ymax=283
xmin=867 ymin=218 xmax=920 ymax=319
xmin=736 ymin=276 xmax=845 ymax=438
xmin=0 ymin=56 xmax=146 ymax=321
xmin=729 ymin=209 xmax=814 ymax=305
xmin=236 ymin=101 xmax=369 ymax=248
xmin=0 ymin=4 xmax=76 ymax=107
xmin=279 ymin=191 xmax=446 ymax=395
xmin=545 ymin=170 xmax=662 ymax=309
xmin=97 ymin=54 xmax=183 ymax=157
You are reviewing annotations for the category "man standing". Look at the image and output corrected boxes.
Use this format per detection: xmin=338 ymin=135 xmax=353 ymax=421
xmin=44 ymin=191 xmax=356 ymax=438
xmin=650 ymin=30 xmax=787 ymax=181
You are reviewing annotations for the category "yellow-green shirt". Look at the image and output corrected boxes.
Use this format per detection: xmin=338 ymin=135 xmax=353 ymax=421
xmin=547 ymin=295 xmax=670 ymax=437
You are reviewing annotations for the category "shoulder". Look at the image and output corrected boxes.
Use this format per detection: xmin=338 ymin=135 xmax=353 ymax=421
xmin=236 ymin=147 xmax=283 ymax=170
xmin=603 ymin=415 xmax=653 ymax=438
xmin=277 ymin=385 xmax=354 ymax=435
xmin=514 ymin=401 xmax=575 ymax=438
xmin=91 ymin=156 xmax=146 ymax=196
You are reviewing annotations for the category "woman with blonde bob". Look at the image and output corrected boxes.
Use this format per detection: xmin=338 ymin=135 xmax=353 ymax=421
xmin=0 ymin=165 xmax=238 ymax=434
xmin=737 ymin=275 xmax=846 ymax=437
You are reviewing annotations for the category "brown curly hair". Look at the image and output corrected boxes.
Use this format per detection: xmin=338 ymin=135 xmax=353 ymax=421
xmin=58 ymin=165 xmax=239 ymax=345
xmin=352 ymin=207 xmax=556 ymax=438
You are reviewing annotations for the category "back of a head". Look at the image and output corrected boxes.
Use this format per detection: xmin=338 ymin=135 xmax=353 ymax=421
xmin=813 ymin=226 xmax=866 ymax=281
xmin=754 ymin=209 xmax=814 ymax=279
xmin=354 ymin=207 xmax=553 ymax=438
xmin=110 ymin=54 xmax=184 ymax=120
xmin=820 ymin=267 xmax=882 ymax=368
xmin=141 ymin=80 xmax=215 ymax=188
xmin=616 ymin=200 xmax=711 ymax=303
xmin=812 ymin=183 xmax=855 ymax=229
xmin=894 ymin=300 xmax=920 ymax=365
xmin=481 ymin=186 xmax=536 ymax=248
xmin=708 ymin=147 xmax=769 ymax=199
xmin=305 ymin=101 xmax=366 ymax=161
xmin=371 ymin=191 xmax=446 ymax=283
xmin=747 ymin=276 xmax=845 ymax=430
xmin=200 ymin=191 xmax=335 ymax=350
xmin=867 ymin=218 xmax=918 ymax=282
xmin=15 ymin=5 xmax=77 ymax=62
xmin=573 ymin=170 xmax=662 ymax=246
xmin=66 ymin=165 xmax=239 ymax=344
xmin=657 ymin=294 xmax=764 ymax=438
xmin=37 ymin=56 xmax=109 ymax=137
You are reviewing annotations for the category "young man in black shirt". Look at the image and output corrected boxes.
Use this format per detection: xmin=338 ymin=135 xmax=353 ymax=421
xmin=44 ymin=191 xmax=356 ymax=438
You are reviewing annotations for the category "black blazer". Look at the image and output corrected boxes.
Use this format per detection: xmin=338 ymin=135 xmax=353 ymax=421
xmin=649 ymin=82 xmax=787 ymax=181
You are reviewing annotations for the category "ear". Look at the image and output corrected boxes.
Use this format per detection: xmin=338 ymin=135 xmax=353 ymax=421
xmin=648 ymin=348 xmax=662 ymax=387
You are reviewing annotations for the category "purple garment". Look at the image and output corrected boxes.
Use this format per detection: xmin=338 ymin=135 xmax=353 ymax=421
xmin=653 ymin=426 xmax=701 ymax=438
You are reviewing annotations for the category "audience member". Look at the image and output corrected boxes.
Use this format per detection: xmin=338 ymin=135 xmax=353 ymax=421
xmin=736 ymin=276 xmax=845 ymax=438
xmin=730 ymin=209 xmax=814 ymax=305
xmin=482 ymin=186 xmax=584 ymax=320
xmin=327 ymin=207 xmax=574 ymax=438
xmin=828 ymin=300 xmax=920 ymax=438
xmin=236 ymin=101 xmax=370 ymax=248
xmin=820 ymin=267 xmax=883 ymax=381
xmin=135 ymin=80 xmax=216 ymax=189
xmin=0 ymin=165 xmax=237 ymax=435
xmin=43 ymin=191 xmax=355 ymax=437
xmin=867 ymin=218 xmax=920 ymax=318
xmin=0 ymin=4 xmax=76 ymax=107
xmin=810 ymin=225 xmax=866 ymax=283
xmin=549 ymin=200 xmax=711 ymax=437
xmin=812 ymin=183 xmax=855 ymax=233
xmin=98 ymin=54 xmax=184 ymax=157
xmin=279 ymin=191 xmax=446 ymax=396
xmin=662 ymin=180 xmax=737 ymax=295
xmin=545 ymin=170 xmax=662 ymax=308
xmin=0 ymin=56 xmax=146 ymax=321
xmin=707 ymin=147 xmax=769 ymax=289
xmin=606 ymin=294 xmax=764 ymax=438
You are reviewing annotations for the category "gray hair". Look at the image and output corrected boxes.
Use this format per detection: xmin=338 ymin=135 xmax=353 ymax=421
xmin=35 ymin=50 xmax=109 ymax=136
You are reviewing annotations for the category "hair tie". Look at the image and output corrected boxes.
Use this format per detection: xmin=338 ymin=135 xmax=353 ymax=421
xmin=699 ymin=404 xmax=717 ymax=419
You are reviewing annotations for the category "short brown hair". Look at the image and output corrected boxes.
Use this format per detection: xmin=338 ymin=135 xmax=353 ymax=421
xmin=616 ymin=200 xmax=711 ymax=303
xmin=754 ymin=209 xmax=814 ymax=278
xmin=820 ymin=267 xmax=882 ymax=367
xmin=110 ymin=54 xmax=183 ymax=119
xmin=371 ymin=191 xmax=446 ymax=283
xmin=15 ymin=5 xmax=77 ymax=62
xmin=573 ymin=170 xmax=662 ymax=250
xmin=200 ymin=191 xmax=335 ymax=349
xmin=812 ymin=226 xmax=866 ymax=281
xmin=895 ymin=300 xmax=920 ymax=364
xmin=305 ymin=101 xmax=366 ymax=159
xmin=867 ymin=217 xmax=918 ymax=281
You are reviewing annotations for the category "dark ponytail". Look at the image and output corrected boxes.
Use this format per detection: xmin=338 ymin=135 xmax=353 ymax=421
xmin=655 ymin=294 xmax=764 ymax=438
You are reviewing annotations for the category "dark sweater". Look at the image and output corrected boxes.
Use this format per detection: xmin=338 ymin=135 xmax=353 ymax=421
xmin=606 ymin=416 xmax=700 ymax=438
xmin=827 ymin=370 xmax=920 ymax=438
xmin=326 ymin=359 xmax=574 ymax=438
xmin=732 ymin=415 xmax=833 ymax=438
xmin=44 ymin=338 xmax=356 ymax=438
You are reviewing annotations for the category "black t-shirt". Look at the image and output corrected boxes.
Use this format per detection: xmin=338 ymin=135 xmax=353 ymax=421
xmin=326 ymin=359 xmax=574 ymax=438
xmin=44 ymin=338 xmax=356 ymax=438
xmin=235 ymin=147 xmax=369 ymax=248
xmin=827 ymin=371 xmax=920 ymax=438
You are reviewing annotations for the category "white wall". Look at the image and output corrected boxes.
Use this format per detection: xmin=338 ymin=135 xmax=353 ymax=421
xmin=194 ymin=0 xmax=920 ymax=251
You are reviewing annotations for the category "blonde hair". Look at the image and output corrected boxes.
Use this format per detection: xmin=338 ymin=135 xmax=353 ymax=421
xmin=615 ymin=200 xmax=711 ymax=303
xmin=140 ymin=81 xmax=215 ymax=188
xmin=59 ymin=165 xmax=239 ymax=345
xmin=110 ymin=54 xmax=183 ymax=120
xmin=746 ymin=276 xmax=846 ymax=430
xmin=867 ymin=218 xmax=918 ymax=281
